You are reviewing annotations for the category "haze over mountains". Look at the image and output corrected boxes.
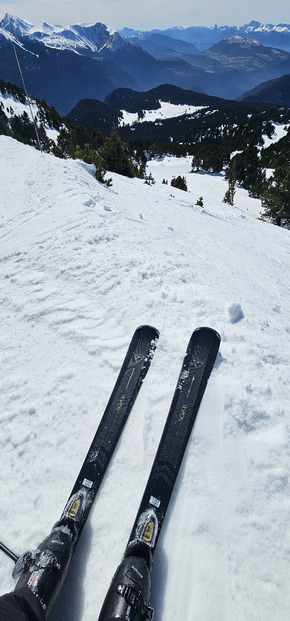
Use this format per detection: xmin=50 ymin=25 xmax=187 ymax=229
xmin=0 ymin=14 xmax=290 ymax=113
xmin=123 ymin=21 xmax=290 ymax=52
xmin=238 ymin=74 xmax=290 ymax=106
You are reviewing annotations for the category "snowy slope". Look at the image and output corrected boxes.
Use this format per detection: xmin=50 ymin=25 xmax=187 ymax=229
xmin=120 ymin=102 xmax=207 ymax=126
xmin=0 ymin=13 xmax=126 ymax=55
xmin=0 ymin=136 xmax=289 ymax=621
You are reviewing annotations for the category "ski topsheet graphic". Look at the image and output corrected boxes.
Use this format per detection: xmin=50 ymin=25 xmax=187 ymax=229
xmin=11 ymin=325 xmax=159 ymax=616
xmin=98 ymin=326 xmax=220 ymax=621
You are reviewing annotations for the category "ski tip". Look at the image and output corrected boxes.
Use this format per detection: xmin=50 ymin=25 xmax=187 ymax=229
xmin=135 ymin=325 xmax=160 ymax=338
xmin=193 ymin=326 xmax=221 ymax=342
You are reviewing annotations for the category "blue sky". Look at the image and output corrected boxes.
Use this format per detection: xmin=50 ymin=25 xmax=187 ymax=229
xmin=0 ymin=0 xmax=289 ymax=29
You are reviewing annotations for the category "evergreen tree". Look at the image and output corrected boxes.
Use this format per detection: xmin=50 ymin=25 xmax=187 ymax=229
xmin=171 ymin=176 xmax=187 ymax=191
xmin=144 ymin=173 xmax=155 ymax=185
xmin=95 ymin=153 xmax=112 ymax=187
xmin=262 ymin=166 xmax=290 ymax=225
xmin=10 ymin=111 xmax=35 ymax=145
xmin=0 ymin=105 xmax=9 ymax=136
xmin=98 ymin=125 xmax=134 ymax=178
xmin=191 ymin=155 xmax=202 ymax=172
xmin=132 ymin=148 xmax=147 ymax=178
xmin=73 ymin=143 xmax=112 ymax=186
xmin=226 ymin=147 xmax=266 ymax=198
xmin=223 ymin=179 xmax=236 ymax=206
xmin=74 ymin=143 xmax=96 ymax=164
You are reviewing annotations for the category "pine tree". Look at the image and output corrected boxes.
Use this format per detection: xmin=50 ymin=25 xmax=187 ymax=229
xmin=73 ymin=143 xmax=112 ymax=186
xmin=95 ymin=153 xmax=112 ymax=187
xmin=144 ymin=173 xmax=155 ymax=185
xmin=98 ymin=125 xmax=134 ymax=178
xmin=226 ymin=147 xmax=266 ymax=198
xmin=73 ymin=143 xmax=95 ymax=164
xmin=191 ymin=155 xmax=202 ymax=172
xmin=223 ymin=179 xmax=236 ymax=206
xmin=262 ymin=166 xmax=290 ymax=225
xmin=171 ymin=176 xmax=187 ymax=191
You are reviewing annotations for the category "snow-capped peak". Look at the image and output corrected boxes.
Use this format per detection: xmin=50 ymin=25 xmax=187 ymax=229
xmin=242 ymin=19 xmax=290 ymax=33
xmin=227 ymin=35 xmax=260 ymax=47
xmin=0 ymin=14 xmax=130 ymax=55
xmin=0 ymin=13 xmax=32 ymax=36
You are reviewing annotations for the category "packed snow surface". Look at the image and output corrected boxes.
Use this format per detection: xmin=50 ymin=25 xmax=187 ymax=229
xmin=0 ymin=136 xmax=289 ymax=620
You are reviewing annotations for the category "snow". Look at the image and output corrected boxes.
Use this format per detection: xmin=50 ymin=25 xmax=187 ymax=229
xmin=0 ymin=13 xmax=124 ymax=55
xmin=262 ymin=122 xmax=289 ymax=149
xmin=0 ymin=135 xmax=289 ymax=620
xmin=0 ymin=93 xmax=38 ymax=118
xmin=120 ymin=102 xmax=207 ymax=126
xmin=0 ymin=25 xmax=27 ymax=50
xmin=44 ymin=126 xmax=60 ymax=143
xmin=147 ymin=154 xmax=262 ymax=218
xmin=0 ymin=92 xmax=61 ymax=144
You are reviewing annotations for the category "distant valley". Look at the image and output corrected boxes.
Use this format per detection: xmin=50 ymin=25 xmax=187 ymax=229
xmin=0 ymin=14 xmax=290 ymax=113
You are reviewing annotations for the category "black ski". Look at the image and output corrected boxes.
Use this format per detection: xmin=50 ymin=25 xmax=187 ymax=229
xmin=11 ymin=325 xmax=159 ymax=617
xmin=98 ymin=326 xmax=220 ymax=621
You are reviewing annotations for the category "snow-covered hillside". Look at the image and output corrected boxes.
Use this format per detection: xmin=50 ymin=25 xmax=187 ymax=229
xmin=120 ymin=102 xmax=208 ymax=126
xmin=0 ymin=136 xmax=289 ymax=620
xmin=0 ymin=13 xmax=125 ymax=55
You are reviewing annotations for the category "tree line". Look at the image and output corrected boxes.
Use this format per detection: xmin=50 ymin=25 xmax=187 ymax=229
xmin=0 ymin=79 xmax=289 ymax=226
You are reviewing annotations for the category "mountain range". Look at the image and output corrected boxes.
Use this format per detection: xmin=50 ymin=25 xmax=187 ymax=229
xmin=122 ymin=20 xmax=290 ymax=53
xmin=0 ymin=14 xmax=290 ymax=114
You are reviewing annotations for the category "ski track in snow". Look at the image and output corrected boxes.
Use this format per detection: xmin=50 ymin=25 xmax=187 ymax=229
xmin=0 ymin=136 xmax=290 ymax=620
